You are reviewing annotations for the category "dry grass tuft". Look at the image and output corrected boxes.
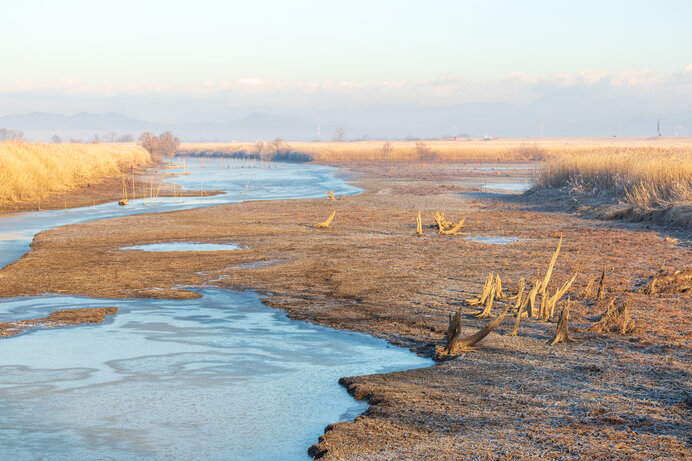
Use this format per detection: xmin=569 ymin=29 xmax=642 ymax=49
xmin=0 ymin=141 xmax=150 ymax=205
xmin=535 ymin=147 xmax=692 ymax=225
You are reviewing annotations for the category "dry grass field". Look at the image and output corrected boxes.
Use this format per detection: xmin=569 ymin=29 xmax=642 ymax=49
xmin=0 ymin=141 xmax=151 ymax=206
xmin=181 ymin=136 xmax=692 ymax=163
xmin=182 ymin=137 xmax=692 ymax=227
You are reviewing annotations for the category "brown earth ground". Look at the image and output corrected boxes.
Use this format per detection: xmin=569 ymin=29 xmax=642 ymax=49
xmin=0 ymin=162 xmax=690 ymax=459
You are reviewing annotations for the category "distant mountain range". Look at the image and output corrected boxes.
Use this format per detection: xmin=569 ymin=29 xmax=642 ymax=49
xmin=1 ymin=104 xmax=691 ymax=142
xmin=0 ymin=111 xmax=327 ymax=142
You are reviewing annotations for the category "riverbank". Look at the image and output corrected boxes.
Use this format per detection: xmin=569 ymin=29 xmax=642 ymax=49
xmin=0 ymin=141 xmax=151 ymax=211
xmin=0 ymin=163 xmax=226 ymax=215
xmin=0 ymin=163 xmax=689 ymax=459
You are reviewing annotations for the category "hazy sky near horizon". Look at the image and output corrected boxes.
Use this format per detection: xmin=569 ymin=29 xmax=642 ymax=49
xmin=2 ymin=0 xmax=691 ymax=121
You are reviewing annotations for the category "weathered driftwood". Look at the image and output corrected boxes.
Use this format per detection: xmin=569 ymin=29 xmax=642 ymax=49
xmin=432 ymin=211 xmax=452 ymax=232
xmin=440 ymin=304 xmax=511 ymax=356
xmin=475 ymin=285 xmax=496 ymax=318
xmin=582 ymin=278 xmax=595 ymax=298
xmin=509 ymin=290 xmax=526 ymax=336
xmin=512 ymin=278 xmax=526 ymax=310
xmin=467 ymin=273 xmax=494 ymax=306
xmin=527 ymin=280 xmax=541 ymax=318
xmin=439 ymin=218 xmax=466 ymax=235
xmin=316 ymin=210 xmax=336 ymax=228
xmin=494 ymin=275 xmax=504 ymax=300
xmin=538 ymin=236 xmax=562 ymax=317
xmin=548 ymin=299 xmax=575 ymax=345
xmin=596 ymin=266 xmax=607 ymax=300
xmin=446 ymin=309 xmax=461 ymax=343
xmin=586 ymin=298 xmax=636 ymax=335
xmin=545 ymin=272 xmax=578 ymax=320
xmin=416 ymin=210 xmax=424 ymax=236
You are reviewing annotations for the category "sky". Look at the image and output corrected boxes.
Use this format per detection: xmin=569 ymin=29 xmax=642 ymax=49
xmin=1 ymin=0 xmax=691 ymax=136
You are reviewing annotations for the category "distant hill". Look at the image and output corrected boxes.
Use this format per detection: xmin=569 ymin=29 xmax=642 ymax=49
xmin=1 ymin=105 xmax=690 ymax=142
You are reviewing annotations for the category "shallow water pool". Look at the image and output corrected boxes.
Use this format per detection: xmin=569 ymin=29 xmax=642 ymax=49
xmin=467 ymin=236 xmax=519 ymax=244
xmin=0 ymin=288 xmax=431 ymax=460
xmin=0 ymin=159 xmax=431 ymax=459
xmin=121 ymin=242 xmax=241 ymax=252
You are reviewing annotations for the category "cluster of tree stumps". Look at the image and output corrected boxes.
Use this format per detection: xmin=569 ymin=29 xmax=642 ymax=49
xmin=436 ymin=237 xmax=641 ymax=359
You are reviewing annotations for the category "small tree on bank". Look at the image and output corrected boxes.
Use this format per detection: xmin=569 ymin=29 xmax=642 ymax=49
xmin=270 ymin=137 xmax=286 ymax=155
xmin=332 ymin=127 xmax=346 ymax=142
xmin=139 ymin=131 xmax=180 ymax=156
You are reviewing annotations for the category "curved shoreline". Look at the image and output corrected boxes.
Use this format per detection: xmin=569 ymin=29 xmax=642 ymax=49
xmin=0 ymin=163 xmax=689 ymax=459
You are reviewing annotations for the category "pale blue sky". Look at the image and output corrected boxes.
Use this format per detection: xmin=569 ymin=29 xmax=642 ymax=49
xmin=1 ymin=0 xmax=691 ymax=137
xmin=2 ymin=0 xmax=691 ymax=86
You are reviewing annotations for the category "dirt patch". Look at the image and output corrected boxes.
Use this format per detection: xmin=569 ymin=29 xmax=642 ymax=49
xmin=0 ymin=307 xmax=117 ymax=337
xmin=0 ymin=163 xmax=689 ymax=459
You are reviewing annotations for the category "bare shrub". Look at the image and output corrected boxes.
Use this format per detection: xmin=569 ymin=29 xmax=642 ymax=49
xmin=415 ymin=141 xmax=437 ymax=161
xmin=380 ymin=141 xmax=393 ymax=160
xmin=332 ymin=127 xmax=346 ymax=142
xmin=511 ymin=142 xmax=548 ymax=160
xmin=139 ymin=131 xmax=180 ymax=156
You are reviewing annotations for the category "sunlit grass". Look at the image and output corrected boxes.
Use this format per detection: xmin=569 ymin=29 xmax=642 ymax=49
xmin=182 ymin=137 xmax=692 ymax=163
xmin=0 ymin=141 xmax=151 ymax=204
xmin=535 ymin=147 xmax=692 ymax=209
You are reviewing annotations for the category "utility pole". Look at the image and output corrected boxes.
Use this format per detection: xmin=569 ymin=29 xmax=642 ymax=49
xmin=657 ymin=119 xmax=661 ymax=137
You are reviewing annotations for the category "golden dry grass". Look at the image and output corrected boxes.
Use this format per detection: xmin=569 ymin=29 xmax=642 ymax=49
xmin=0 ymin=141 xmax=151 ymax=204
xmin=182 ymin=137 xmax=692 ymax=163
xmin=536 ymin=146 xmax=692 ymax=210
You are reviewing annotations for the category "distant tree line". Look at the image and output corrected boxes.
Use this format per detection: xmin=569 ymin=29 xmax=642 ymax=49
xmin=51 ymin=132 xmax=135 ymax=144
xmin=0 ymin=128 xmax=25 ymax=141
xmin=138 ymin=131 xmax=180 ymax=155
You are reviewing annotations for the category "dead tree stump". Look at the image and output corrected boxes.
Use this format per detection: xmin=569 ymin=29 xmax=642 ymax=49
xmin=439 ymin=305 xmax=511 ymax=357
xmin=548 ymin=299 xmax=575 ymax=345
xmin=596 ymin=266 xmax=607 ymax=300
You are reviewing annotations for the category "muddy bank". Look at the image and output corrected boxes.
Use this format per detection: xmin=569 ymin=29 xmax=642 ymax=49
xmin=0 ymin=306 xmax=117 ymax=337
xmin=523 ymin=186 xmax=692 ymax=229
xmin=0 ymin=163 xmax=689 ymax=459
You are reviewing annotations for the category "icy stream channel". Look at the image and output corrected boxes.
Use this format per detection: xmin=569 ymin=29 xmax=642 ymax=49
xmin=0 ymin=158 xmax=432 ymax=459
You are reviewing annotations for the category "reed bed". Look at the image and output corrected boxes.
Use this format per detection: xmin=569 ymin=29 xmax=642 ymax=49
xmin=535 ymin=146 xmax=692 ymax=210
xmin=0 ymin=141 xmax=151 ymax=204
xmin=181 ymin=137 xmax=692 ymax=163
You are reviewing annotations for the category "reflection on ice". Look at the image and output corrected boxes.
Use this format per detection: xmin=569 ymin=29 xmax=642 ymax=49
xmin=0 ymin=289 xmax=431 ymax=460
xmin=0 ymin=158 xmax=428 ymax=460
xmin=0 ymin=158 xmax=360 ymax=270
xmin=467 ymin=236 xmax=519 ymax=244
xmin=121 ymin=242 xmax=241 ymax=252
